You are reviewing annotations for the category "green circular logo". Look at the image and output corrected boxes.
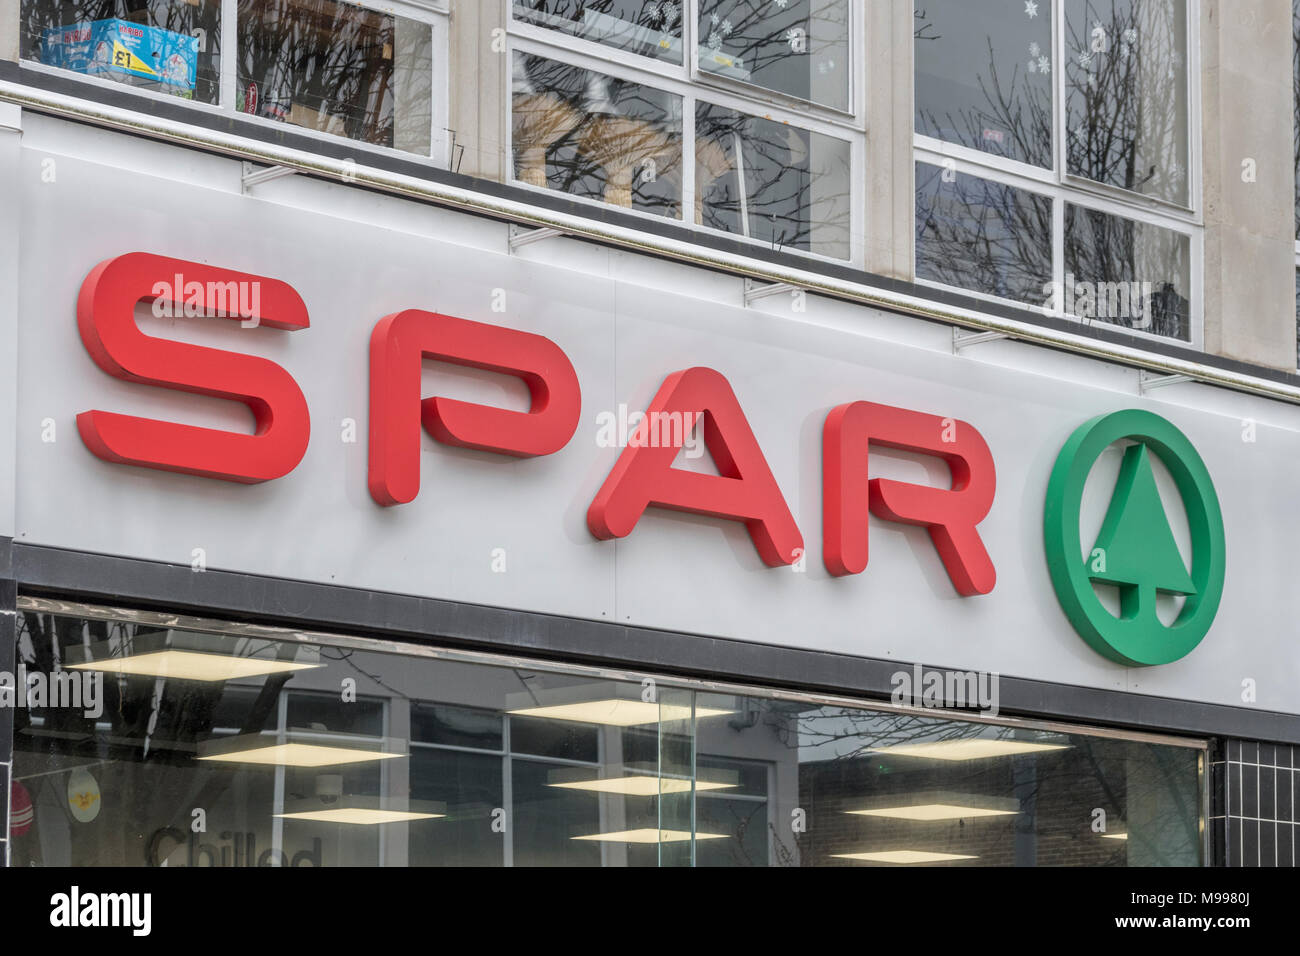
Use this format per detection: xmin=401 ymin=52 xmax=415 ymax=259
xmin=1043 ymin=410 xmax=1225 ymax=666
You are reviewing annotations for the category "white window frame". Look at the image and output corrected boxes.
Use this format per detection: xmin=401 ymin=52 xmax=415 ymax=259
xmin=19 ymin=0 xmax=452 ymax=167
xmin=1293 ymin=0 xmax=1300 ymax=367
xmin=506 ymin=1 xmax=865 ymax=266
xmin=912 ymin=0 xmax=1204 ymax=348
xmin=508 ymin=0 xmax=863 ymax=124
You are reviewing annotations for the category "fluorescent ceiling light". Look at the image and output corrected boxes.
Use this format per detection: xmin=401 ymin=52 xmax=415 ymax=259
xmin=68 ymin=649 xmax=320 ymax=683
xmin=508 ymin=699 xmax=732 ymax=727
xmin=276 ymin=808 xmax=443 ymax=825
xmin=550 ymin=776 xmax=735 ymax=796
xmin=197 ymin=743 xmax=403 ymax=768
xmin=847 ymin=804 xmax=1016 ymax=821
xmin=572 ymin=828 xmax=729 ymax=844
xmin=833 ymin=850 xmax=977 ymax=864
xmin=873 ymin=739 xmax=1068 ymax=761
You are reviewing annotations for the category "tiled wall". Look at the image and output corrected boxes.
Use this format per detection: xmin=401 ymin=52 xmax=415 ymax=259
xmin=1213 ymin=740 xmax=1298 ymax=866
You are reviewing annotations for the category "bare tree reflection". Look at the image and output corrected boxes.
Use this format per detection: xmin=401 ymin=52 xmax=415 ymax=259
xmin=914 ymin=1 xmax=1190 ymax=337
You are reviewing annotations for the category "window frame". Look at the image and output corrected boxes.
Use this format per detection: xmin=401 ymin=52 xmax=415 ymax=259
xmin=912 ymin=0 xmax=1204 ymax=348
xmin=507 ymin=0 xmax=864 ymax=123
xmin=18 ymin=0 xmax=452 ymax=166
xmin=1293 ymin=0 xmax=1300 ymax=369
xmin=506 ymin=2 xmax=865 ymax=266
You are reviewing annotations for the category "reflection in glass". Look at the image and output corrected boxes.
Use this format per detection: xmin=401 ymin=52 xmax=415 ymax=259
xmin=915 ymin=161 xmax=1053 ymax=307
xmin=9 ymin=608 xmax=1203 ymax=866
xmin=696 ymin=102 xmax=851 ymax=258
xmin=235 ymin=0 xmax=433 ymax=155
xmin=1064 ymin=0 xmax=1189 ymax=204
xmin=513 ymin=0 xmax=683 ymax=64
xmin=20 ymin=0 xmax=221 ymax=104
xmin=697 ymin=0 xmax=850 ymax=111
xmin=512 ymin=52 xmax=683 ymax=218
xmin=914 ymin=0 xmax=1054 ymax=169
xmin=1064 ymin=204 xmax=1191 ymax=339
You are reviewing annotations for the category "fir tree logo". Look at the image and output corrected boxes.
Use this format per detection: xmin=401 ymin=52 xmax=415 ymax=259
xmin=1088 ymin=443 xmax=1196 ymax=625
xmin=1044 ymin=410 xmax=1225 ymax=666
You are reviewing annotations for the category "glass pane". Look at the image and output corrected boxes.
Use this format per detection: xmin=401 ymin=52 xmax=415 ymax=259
xmin=1064 ymin=0 xmax=1190 ymax=205
xmin=696 ymin=698 xmax=1202 ymax=866
xmin=512 ymin=0 xmax=683 ymax=65
xmin=7 ymin=609 xmax=1203 ymax=866
xmin=1064 ymin=204 xmax=1191 ymax=340
xmin=408 ymin=749 xmax=503 ymax=865
xmin=657 ymin=686 xmax=694 ymax=866
xmin=7 ymin=611 xmax=720 ymax=866
xmin=696 ymin=101 xmax=851 ymax=258
xmin=914 ymin=0 xmax=1054 ymax=169
xmin=410 ymin=702 xmax=503 ymax=751
xmin=512 ymin=52 xmax=683 ymax=219
xmin=235 ymin=0 xmax=433 ymax=155
xmin=20 ymin=0 xmax=220 ymax=104
xmin=697 ymin=0 xmax=850 ymax=112
xmin=915 ymin=161 xmax=1053 ymax=306
xmin=696 ymin=755 xmax=769 ymax=866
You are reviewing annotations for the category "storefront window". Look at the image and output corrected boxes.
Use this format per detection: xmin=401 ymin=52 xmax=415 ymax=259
xmin=20 ymin=0 xmax=221 ymax=104
xmin=512 ymin=52 xmax=683 ymax=219
xmin=236 ymin=0 xmax=433 ymax=155
xmin=512 ymin=0 xmax=683 ymax=65
xmin=8 ymin=604 xmax=1204 ymax=867
xmin=696 ymin=0 xmax=851 ymax=112
xmin=696 ymin=102 xmax=850 ymax=258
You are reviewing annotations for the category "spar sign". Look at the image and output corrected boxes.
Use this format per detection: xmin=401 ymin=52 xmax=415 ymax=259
xmin=73 ymin=254 xmax=1224 ymax=666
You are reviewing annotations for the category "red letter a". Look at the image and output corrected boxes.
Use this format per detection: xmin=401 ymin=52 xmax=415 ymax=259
xmin=587 ymin=367 xmax=802 ymax=567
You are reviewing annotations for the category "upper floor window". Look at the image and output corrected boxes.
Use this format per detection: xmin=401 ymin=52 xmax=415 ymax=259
xmin=508 ymin=0 xmax=858 ymax=261
xmin=914 ymin=0 xmax=1199 ymax=344
xmin=19 ymin=0 xmax=443 ymax=158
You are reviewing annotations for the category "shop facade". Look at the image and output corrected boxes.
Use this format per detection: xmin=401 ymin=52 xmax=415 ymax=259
xmin=0 ymin=0 xmax=1297 ymax=867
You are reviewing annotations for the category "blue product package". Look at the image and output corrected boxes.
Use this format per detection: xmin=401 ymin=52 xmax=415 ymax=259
xmin=42 ymin=19 xmax=198 ymax=95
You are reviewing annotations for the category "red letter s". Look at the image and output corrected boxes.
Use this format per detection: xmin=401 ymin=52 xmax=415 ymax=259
xmin=76 ymin=252 xmax=311 ymax=483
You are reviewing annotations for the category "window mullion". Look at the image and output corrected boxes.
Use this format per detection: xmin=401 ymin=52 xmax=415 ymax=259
xmin=220 ymin=0 xmax=238 ymax=110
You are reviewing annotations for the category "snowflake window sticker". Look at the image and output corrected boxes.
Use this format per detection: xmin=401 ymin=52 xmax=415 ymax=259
xmin=1024 ymin=0 xmax=1039 ymax=19
xmin=708 ymin=31 xmax=721 ymax=50
xmin=1027 ymin=41 xmax=1049 ymax=76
